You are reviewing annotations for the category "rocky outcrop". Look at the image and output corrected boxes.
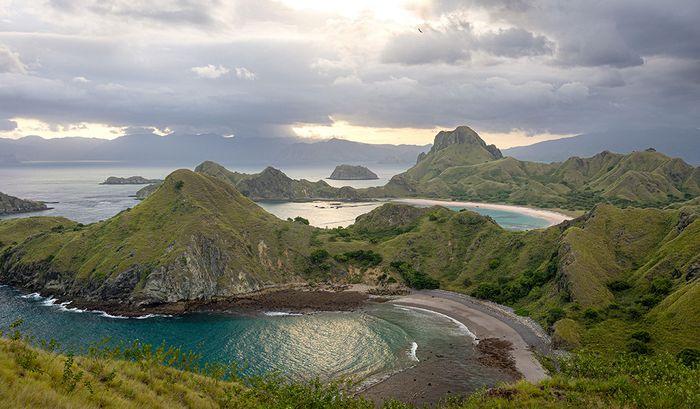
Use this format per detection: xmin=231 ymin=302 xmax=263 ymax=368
xmin=429 ymin=126 xmax=502 ymax=159
xmin=134 ymin=183 xmax=162 ymax=200
xmin=0 ymin=192 xmax=48 ymax=215
xmin=328 ymin=165 xmax=379 ymax=180
xmin=101 ymin=176 xmax=162 ymax=185
xmin=196 ymin=161 xmax=362 ymax=201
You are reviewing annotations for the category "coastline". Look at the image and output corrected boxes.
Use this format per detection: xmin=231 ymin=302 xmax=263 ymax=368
xmin=392 ymin=198 xmax=573 ymax=226
xmin=360 ymin=289 xmax=551 ymax=406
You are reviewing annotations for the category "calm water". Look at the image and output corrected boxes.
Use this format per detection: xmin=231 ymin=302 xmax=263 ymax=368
xmin=0 ymin=163 xmax=550 ymax=229
xmin=0 ymin=285 xmax=505 ymax=388
xmin=0 ymin=163 xmax=527 ymax=386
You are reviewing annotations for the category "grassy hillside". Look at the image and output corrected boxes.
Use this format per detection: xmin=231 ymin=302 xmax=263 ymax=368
xmin=0 ymin=169 xmax=319 ymax=308
xmin=317 ymin=202 xmax=700 ymax=356
xmin=370 ymin=128 xmax=699 ymax=210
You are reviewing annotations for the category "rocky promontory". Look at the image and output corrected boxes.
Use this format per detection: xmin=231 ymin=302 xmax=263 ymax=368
xmin=134 ymin=182 xmax=162 ymax=200
xmin=101 ymin=176 xmax=162 ymax=185
xmin=328 ymin=164 xmax=379 ymax=180
xmin=0 ymin=192 xmax=48 ymax=215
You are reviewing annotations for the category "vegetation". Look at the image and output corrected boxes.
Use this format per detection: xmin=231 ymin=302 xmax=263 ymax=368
xmin=365 ymin=127 xmax=700 ymax=210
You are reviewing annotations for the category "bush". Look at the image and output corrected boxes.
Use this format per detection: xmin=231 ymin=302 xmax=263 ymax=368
xmin=309 ymin=249 xmax=329 ymax=265
xmin=582 ymin=308 xmax=600 ymax=321
xmin=628 ymin=339 xmax=654 ymax=355
xmin=293 ymin=216 xmax=310 ymax=225
xmin=174 ymin=180 xmax=184 ymax=191
xmin=488 ymin=259 xmax=501 ymax=270
xmin=630 ymin=330 xmax=651 ymax=343
xmin=471 ymin=283 xmax=501 ymax=300
xmin=546 ymin=307 xmax=566 ymax=326
xmin=607 ymin=280 xmax=632 ymax=291
xmin=390 ymin=261 xmax=439 ymax=290
xmin=650 ymin=277 xmax=672 ymax=295
xmin=677 ymin=348 xmax=700 ymax=368
xmin=337 ymin=250 xmax=382 ymax=268
xmin=462 ymin=278 xmax=472 ymax=287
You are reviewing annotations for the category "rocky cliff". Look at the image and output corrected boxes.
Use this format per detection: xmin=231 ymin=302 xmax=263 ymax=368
xmin=0 ymin=192 xmax=48 ymax=215
xmin=0 ymin=170 xmax=317 ymax=310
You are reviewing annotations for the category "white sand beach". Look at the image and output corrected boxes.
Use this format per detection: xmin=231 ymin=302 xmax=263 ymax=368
xmin=393 ymin=198 xmax=573 ymax=226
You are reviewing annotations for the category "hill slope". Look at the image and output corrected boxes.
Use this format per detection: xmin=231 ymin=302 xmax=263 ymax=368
xmin=503 ymin=127 xmax=700 ymax=165
xmin=317 ymin=202 xmax=700 ymax=354
xmin=0 ymin=170 xmax=318 ymax=310
xmin=372 ymin=127 xmax=700 ymax=210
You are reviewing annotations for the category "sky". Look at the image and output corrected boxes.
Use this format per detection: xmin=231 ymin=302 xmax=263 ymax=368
xmin=0 ymin=0 xmax=698 ymax=148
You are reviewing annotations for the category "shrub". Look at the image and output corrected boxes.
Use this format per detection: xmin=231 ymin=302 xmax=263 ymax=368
xmin=462 ymin=278 xmax=472 ymax=287
xmin=607 ymin=280 xmax=632 ymax=291
xmin=582 ymin=308 xmax=600 ymax=321
xmin=650 ymin=277 xmax=672 ymax=295
xmin=628 ymin=339 xmax=654 ymax=355
xmin=174 ymin=180 xmax=184 ymax=191
xmin=546 ymin=307 xmax=566 ymax=326
xmin=339 ymin=250 xmax=382 ymax=268
xmin=293 ymin=216 xmax=310 ymax=225
xmin=390 ymin=261 xmax=439 ymax=290
xmin=488 ymin=259 xmax=501 ymax=270
xmin=471 ymin=283 xmax=501 ymax=300
xmin=309 ymin=249 xmax=329 ymax=265
xmin=677 ymin=348 xmax=700 ymax=368
xmin=630 ymin=330 xmax=651 ymax=343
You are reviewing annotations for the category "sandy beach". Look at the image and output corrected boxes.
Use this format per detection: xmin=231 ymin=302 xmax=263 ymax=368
xmin=393 ymin=198 xmax=573 ymax=226
xmin=361 ymin=289 xmax=551 ymax=406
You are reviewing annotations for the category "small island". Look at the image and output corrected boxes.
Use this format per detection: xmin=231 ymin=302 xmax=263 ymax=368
xmin=0 ymin=191 xmax=49 ymax=215
xmin=328 ymin=164 xmax=379 ymax=180
xmin=101 ymin=176 xmax=163 ymax=185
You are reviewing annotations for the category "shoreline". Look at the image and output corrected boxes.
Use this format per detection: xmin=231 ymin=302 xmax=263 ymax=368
xmin=392 ymin=198 xmax=573 ymax=226
xmin=360 ymin=290 xmax=551 ymax=406
xmin=7 ymin=283 xmax=552 ymax=406
xmin=391 ymin=290 xmax=551 ymax=382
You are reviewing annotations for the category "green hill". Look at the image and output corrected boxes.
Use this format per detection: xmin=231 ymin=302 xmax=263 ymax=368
xmin=318 ymin=202 xmax=699 ymax=355
xmin=194 ymin=161 xmax=359 ymax=201
xmin=371 ymin=128 xmax=699 ymax=210
xmin=0 ymin=169 xmax=318 ymax=310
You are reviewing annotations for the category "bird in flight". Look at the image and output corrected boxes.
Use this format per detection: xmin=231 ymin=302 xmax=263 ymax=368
xmin=418 ymin=27 xmax=423 ymax=33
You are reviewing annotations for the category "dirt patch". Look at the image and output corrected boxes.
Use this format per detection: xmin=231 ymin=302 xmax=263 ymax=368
xmin=476 ymin=338 xmax=520 ymax=378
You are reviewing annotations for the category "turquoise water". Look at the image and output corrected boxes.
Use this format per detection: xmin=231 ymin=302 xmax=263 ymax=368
xmin=0 ymin=286 xmax=502 ymax=385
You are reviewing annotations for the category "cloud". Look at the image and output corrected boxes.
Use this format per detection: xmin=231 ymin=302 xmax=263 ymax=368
xmin=381 ymin=20 xmax=552 ymax=65
xmin=191 ymin=64 xmax=230 ymax=79
xmin=0 ymin=0 xmax=697 ymax=144
xmin=235 ymin=66 xmax=257 ymax=80
xmin=478 ymin=27 xmax=552 ymax=58
xmin=0 ymin=45 xmax=27 ymax=74
xmin=0 ymin=118 xmax=17 ymax=131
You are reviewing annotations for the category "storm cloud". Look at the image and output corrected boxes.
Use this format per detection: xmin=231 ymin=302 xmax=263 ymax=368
xmin=0 ymin=0 xmax=697 ymax=143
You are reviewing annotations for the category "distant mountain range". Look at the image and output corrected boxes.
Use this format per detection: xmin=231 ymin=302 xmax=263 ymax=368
xmin=503 ymin=128 xmax=700 ymax=165
xmin=0 ymin=133 xmax=429 ymax=166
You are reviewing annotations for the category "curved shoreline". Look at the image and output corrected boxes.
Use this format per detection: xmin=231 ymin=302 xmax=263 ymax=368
xmin=360 ymin=289 xmax=551 ymax=405
xmin=392 ymin=198 xmax=572 ymax=226
xmin=390 ymin=290 xmax=550 ymax=382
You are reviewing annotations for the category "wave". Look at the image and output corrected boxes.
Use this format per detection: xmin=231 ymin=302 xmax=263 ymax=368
xmin=17 ymin=291 xmax=169 ymax=320
xmin=264 ymin=311 xmax=303 ymax=317
xmin=396 ymin=305 xmax=479 ymax=344
xmin=408 ymin=341 xmax=419 ymax=362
